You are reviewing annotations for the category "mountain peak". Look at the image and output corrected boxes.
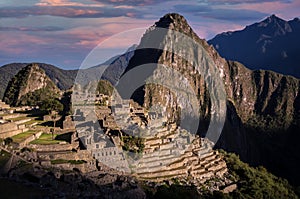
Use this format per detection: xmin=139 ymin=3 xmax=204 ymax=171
xmin=268 ymin=14 xmax=281 ymax=21
xmin=257 ymin=14 xmax=285 ymax=26
xmin=3 ymin=63 xmax=61 ymax=106
xmin=262 ymin=14 xmax=286 ymax=24
xmin=24 ymin=63 xmax=44 ymax=74
xmin=159 ymin=13 xmax=186 ymax=24
xmin=153 ymin=13 xmax=191 ymax=32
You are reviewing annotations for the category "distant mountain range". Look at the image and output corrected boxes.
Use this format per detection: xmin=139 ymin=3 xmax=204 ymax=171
xmin=208 ymin=14 xmax=300 ymax=78
xmin=0 ymin=46 xmax=135 ymax=99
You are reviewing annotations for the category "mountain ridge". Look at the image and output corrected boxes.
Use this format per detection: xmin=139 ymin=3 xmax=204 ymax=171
xmin=208 ymin=14 xmax=300 ymax=78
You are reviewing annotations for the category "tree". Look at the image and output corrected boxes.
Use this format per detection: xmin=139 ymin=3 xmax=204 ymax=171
xmin=39 ymin=98 xmax=63 ymax=114
xmin=40 ymin=98 xmax=63 ymax=139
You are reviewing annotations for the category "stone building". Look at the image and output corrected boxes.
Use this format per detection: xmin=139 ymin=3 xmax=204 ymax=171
xmin=63 ymin=116 xmax=75 ymax=129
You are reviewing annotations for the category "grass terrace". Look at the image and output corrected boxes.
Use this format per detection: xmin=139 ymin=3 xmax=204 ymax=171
xmin=30 ymin=133 xmax=61 ymax=145
xmin=30 ymin=132 xmax=72 ymax=145
xmin=11 ymin=130 xmax=40 ymax=143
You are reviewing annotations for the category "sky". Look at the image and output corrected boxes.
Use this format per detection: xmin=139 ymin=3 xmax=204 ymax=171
xmin=0 ymin=0 xmax=299 ymax=70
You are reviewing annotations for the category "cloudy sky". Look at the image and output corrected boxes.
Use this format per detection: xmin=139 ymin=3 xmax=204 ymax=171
xmin=0 ymin=0 xmax=299 ymax=69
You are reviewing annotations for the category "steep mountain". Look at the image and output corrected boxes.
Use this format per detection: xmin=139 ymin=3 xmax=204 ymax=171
xmin=3 ymin=63 xmax=62 ymax=106
xmin=0 ymin=63 xmax=77 ymax=99
xmin=208 ymin=15 xmax=300 ymax=78
xmin=121 ymin=13 xmax=300 ymax=185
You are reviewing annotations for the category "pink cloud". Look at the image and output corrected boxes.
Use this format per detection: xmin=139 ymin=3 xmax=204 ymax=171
xmin=36 ymin=0 xmax=105 ymax=7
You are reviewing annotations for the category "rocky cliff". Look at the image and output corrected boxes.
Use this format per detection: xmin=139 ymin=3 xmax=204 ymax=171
xmin=122 ymin=13 xmax=300 ymax=185
xmin=3 ymin=63 xmax=61 ymax=106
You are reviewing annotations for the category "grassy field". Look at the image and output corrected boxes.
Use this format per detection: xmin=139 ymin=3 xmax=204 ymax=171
xmin=29 ymin=133 xmax=61 ymax=145
xmin=11 ymin=130 xmax=39 ymax=143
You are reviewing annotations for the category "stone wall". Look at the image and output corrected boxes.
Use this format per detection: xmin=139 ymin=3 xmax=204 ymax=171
xmin=15 ymin=118 xmax=32 ymax=125
xmin=0 ymin=122 xmax=18 ymax=133
xmin=39 ymin=150 xmax=92 ymax=161
xmin=92 ymin=147 xmax=130 ymax=173
xmin=43 ymin=115 xmax=52 ymax=121
xmin=0 ymin=121 xmax=29 ymax=138
xmin=0 ymin=114 xmax=20 ymax=120
xmin=0 ymin=100 xmax=10 ymax=109
xmin=42 ymin=158 xmax=97 ymax=173
xmin=63 ymin=116 xmax=75 ymax=129
xmin=29 ymin=142 xmax=79 ymax=152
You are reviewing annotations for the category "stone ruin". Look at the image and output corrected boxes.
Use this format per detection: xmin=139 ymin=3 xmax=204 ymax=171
xmin=63 ymin=115 xmax=75 ymax=129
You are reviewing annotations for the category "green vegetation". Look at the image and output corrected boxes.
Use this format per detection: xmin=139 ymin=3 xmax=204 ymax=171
xmin=30 ymin=133 xmax=61 ymax=145
xmin=96 ymin=79 xmax=114 ymax=96
xmin=50 ymin=159 xmax=87 ymax=165
xmin=218 ymin=151 xmax=298 ymax=199
xmin=11 ymin=130 xmax=39 ymax=143
xmin=3 ymin=64 xmax=32 ymax=106
xmin=18 ymin=87 xmax=60 ymax=107
xmin=30 ymin=132 xmax=72 ymax=145
xmin=122 ymin=135 xmax=145 ymax=153
xmin=39 ymin=98 xmax=63 ymax=114
xmin=246 ymin=113 xmax=292 ymax=133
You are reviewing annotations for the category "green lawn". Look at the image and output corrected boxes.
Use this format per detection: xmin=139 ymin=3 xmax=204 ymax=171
xmin=29 ymin=133 xmax=61 ymax=145
xmin=29 ymin=131 xmax=73 ymax=145
xmin=11 ymin=130 xmax=39 ymax=143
